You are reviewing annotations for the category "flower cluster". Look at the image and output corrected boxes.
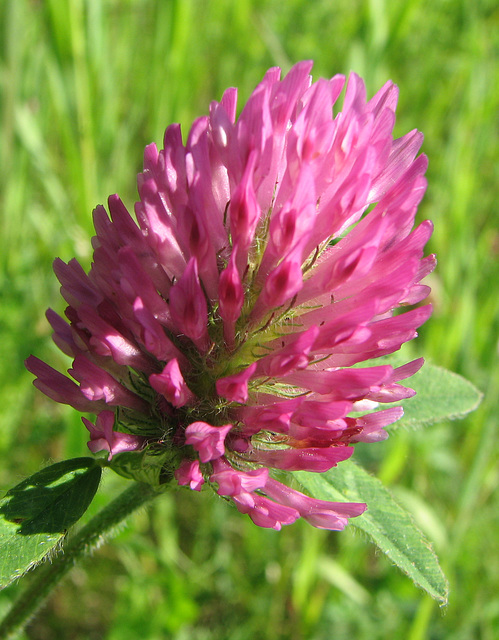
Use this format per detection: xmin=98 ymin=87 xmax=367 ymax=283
xmin=26 ymin=61 xmax=434 ymax=530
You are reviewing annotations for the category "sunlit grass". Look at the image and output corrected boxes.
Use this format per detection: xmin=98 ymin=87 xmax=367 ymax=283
xmin=1 ymin=0 xmax=497 ymax=638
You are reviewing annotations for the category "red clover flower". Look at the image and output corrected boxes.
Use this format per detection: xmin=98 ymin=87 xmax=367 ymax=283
xmin=26 ymin=61 xmax=435 ymax=530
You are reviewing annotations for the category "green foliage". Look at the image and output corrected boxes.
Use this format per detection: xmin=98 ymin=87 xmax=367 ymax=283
xmin=0 ymin=458 xmax=101 ymax=589
xmin=296 ymin=364 xmax=482 ymax=604
xmin=0 ymin=0 xmax=497 ymax=638
xmin=296 ymin=463 xmax=449 ymax=603
xmin=393 ymin=363 xmax=483 ymax=430
xmin=110 ymin=448 xmax=174 ymax=487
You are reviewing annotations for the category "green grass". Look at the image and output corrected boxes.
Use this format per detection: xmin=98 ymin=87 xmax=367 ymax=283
xmin=1 ymin=0 xmax=498 ymax=638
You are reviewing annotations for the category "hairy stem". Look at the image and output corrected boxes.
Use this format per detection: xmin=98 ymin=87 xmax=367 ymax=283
xmin=0 ymin=481 xmax=160 ymax=639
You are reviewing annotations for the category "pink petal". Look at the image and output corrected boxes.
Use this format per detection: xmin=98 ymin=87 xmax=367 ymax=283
xmin=216 ymin=363 xmax=257 ymax=403
xmin=184 ymin=422 xmax=232 ymax=463
xmin=253 ymin=445 xmax=354 ymax=472
xmin=233 ymin=494 xmax=300 ymax=530
xmin=218 ymin=248 xmax=244 ymax=324
xmin=25 ymin=356 xmax=102 ymax=413
xmin=263 ymin=478 xmax=366 ymax=530
xmin=169 ymin=257 xmax=210 ymax=350
xmin=175 ymin=459 xmax=205 ymax=491
xmin=149 ymin=358 xmax=194 ymax=408
xmin=210 ymin=458 xmax=268 ymax=495
xmin=82 ymin=411 xmax=145 ymax=461
xmin=69 ymin=355 xmax=147 ymax=412
xmin=228 ymin=150 xmax=260 ymax=251
xmin=255 ymin=326 xmax=319 ymax=378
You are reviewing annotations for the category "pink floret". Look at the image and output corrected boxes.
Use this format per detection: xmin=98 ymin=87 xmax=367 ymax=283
xmin=26 ymin=61 xmax=435 ymax=532
xmin=82 ymin=411 xmax=145 ymax=461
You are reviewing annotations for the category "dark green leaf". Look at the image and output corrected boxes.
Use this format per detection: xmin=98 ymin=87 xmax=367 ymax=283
xmin=0 ymin=457 xmax=102 ymax=589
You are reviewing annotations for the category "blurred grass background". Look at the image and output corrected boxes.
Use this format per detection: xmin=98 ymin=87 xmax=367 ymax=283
xmin=0 ymin=0 xmax=498 ymax=638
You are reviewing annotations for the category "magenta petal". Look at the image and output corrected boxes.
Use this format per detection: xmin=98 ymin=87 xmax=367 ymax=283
xmin=210 ymin=459 xmax=268 ymax=495
xmin=263 ymin=478 xmax=366 ymax=530
xmin=349 ymin=406 xmax=403 ymax=443
xmin=253 ymin=445 xmax=354 ymax=472
xmin=25 ymin=356 xmax=102 ymax=413
xmin=184 ymin=422 xmax=232 ymax=463
xmin=133 ymin=297 xmax=181 ymax=362
xmin=69 ymin=355 xmax=147 ymax=411
xmin=233 ymin=494 xmax=300 ymax=530
xmin=257 ymin=251 xmax=304 ymax=312
xmin=149 ymin=358 xmax=194 ymax=407
xmin=229 ymin=150 xmax=260 ymax=250
xmin=236 ymin=397 xmax=303 ymax=436
xmin=169 ymin=258 xmax=210 ymax=350
xmin=218 ymin=249 xmax=244 ymax=324
xmin=255 ymin=326 xmax=319 ymax=378
xmin=175 ymin=459 xmax=205 ymax=491
xmin=82 ymin=411 xmax=145 ymax=461
xmin=216 ymin=363 xmax=257 ymax=403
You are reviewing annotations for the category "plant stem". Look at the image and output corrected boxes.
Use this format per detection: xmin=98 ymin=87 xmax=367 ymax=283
xmin=0 ymin=481 xmax=161 ymax=639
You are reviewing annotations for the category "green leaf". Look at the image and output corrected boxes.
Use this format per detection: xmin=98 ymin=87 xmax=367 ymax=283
xmin=394 ymin=363 xmax=483 ymax=429
xmin=110 ymin=447 xmax=174 ymax=487
xmin=354 ymin=358 xmax=482 ymax=429
xmin=295 ymin=462 xmax=449 ymax=604
xmin=0 ymin=457 xmax=102 ymax=589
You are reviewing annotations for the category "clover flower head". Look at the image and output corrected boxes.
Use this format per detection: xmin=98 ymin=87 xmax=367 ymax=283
xmin=26 ymin=61 xmax=435 ymax=530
